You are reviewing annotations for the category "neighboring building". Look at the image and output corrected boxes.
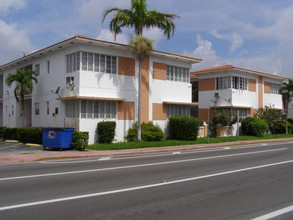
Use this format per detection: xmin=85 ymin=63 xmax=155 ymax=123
xmin=0 ymin=35 xmax=201 ymax=144
xmin=191 ymin=65 xmax=289 ymax=122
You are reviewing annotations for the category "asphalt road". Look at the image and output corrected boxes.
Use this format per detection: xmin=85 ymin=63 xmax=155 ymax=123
xmin=0 ymin=142 xmax=293 ymax=219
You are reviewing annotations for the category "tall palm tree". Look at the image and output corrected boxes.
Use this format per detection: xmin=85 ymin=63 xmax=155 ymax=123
xmin=103 ymin=0 xmax=178 ymax=140
xmin=6 ymin=68 xmax=38 ymax=126
xmin=279 ymin=78 xmax=293 ymax=134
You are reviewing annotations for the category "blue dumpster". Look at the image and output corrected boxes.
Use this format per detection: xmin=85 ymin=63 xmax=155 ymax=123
xmin=43 ymin=128 xmax=75 ymax=149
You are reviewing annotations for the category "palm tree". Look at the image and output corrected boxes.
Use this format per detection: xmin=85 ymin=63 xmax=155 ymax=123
xmin=103 ymin=0 xmax=178 ymax=140
xmin=6 ymin=68 xmax=38 ymax=126
xmin=279 ymin=78 xmax=293 ymax=134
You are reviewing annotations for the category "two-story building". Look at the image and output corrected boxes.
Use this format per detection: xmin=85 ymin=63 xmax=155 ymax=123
xmin=0 ymin=35 xmax=201 ymax=144
xmin=191 ymin=65 xmax=289 ymax=122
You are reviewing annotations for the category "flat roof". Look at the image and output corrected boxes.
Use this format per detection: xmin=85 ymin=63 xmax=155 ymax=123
xmin=190 ymin=65 xmax=289 ymax=80
xmin=0 ymin=35 xmax=202 ymax=71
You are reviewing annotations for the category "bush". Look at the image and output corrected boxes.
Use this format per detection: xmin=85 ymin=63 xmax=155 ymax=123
xmin=209 ymin=110 xmax=235 ymax=137
xmin=17 ymin=127 xmax=43 ymax=144
xmin=288 ymin=118 xmax=293 ymax=124
xmin=241 ymin=117 xmax=268 ymax=137
xmin=0 ymin=126 xmax=6 ymax=139
xmin=169 ymin=116 xmax=202 ymax=140
xmin=3 ymin=128 xmax=20 ymax=140
xmin=72 ymin=131 xmax=89 ymax=151
xmin=97 ymin=121 xmax=116 ymax=144
xmin=272 ymin=121 xmax=293 ymax=134
xmin=256 ymin=106 xmax=284 ymax=133
xmin=126 ymin=121 xmax=165 ymax=141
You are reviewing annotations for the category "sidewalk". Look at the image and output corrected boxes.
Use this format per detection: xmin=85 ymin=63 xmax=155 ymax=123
xmin=1 ymin=138 xmax=293 ymax=165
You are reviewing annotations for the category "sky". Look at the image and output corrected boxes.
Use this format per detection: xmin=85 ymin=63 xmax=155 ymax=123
xmin=0 ymin=0 xmax=293 ymax=78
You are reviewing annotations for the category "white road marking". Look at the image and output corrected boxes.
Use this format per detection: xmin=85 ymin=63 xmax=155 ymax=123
xmin=172 ymin=151 xmax=181 ymax=154
xmin=40 ymin=159 xmax=100 ymax=164
xmin=0 ymin=148 xmax=287 ymax=181
xmin=252 ymin=204 xmax=293 ymax=220
xmin=224 ymin=147 xmax=231 ymax=149
xmin=98 ymin=157 xmax=112 ymax=161
xmin=0 ymin=159 xmax=293 ymax=211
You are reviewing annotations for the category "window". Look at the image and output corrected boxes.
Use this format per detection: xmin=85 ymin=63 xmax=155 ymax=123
xmin=231 ymin=108 xmax=249 ymax=119
xmin=35 ymin=64 xmax=40 ymax=76
xmin=46 ymin=101 xmax=49 ymax=115
xmin=11 ymin=105 xmax=14 ymax=116
xmin=270 ymin=83 xmax=280 ymax=94
xmin=35 ymin=103 xmax=40 ymax=115
xmin=217 ymin=77 xmax=232 ymax=90
xmin=65 ymin=101 xmax=79 ymax=118
xmin=167 ymin=104 xmax=190 ymax=118
xmin=80 ymin=52 xmax=117 ymax=74
xmin=80 ymin=100 xmax=117 ymax=119
xmin=47 ymin=61 xmax=50 ymax=74
xmin=216 ymin=108 xmax=249 ymax=119
xmin=66 ymin=52 xmax=80 ymax=73
xmin=167 ymin=65 xmax=190 ymax=82
xmin=232 ymin=76 xmax=247 ymax=90
xmin=217 ymin=76 xmax=247 ymax=90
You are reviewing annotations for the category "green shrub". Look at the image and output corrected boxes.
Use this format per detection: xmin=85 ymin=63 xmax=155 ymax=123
xmin=288 ymin=118 xmax=293 ymax=124
xmin=3 ymin=128 xmax=20 ymax=140
xmin=18 ymin=127 xmax=43 ymax=144
xmin=72 ymin=131 xmax=89 ymax=151
xmin=271 ymin=121 xmax=293 ymax=134
xmin=169 ymin=116 xmax=202 ymax=140
xmin=126 ymin=121 xmax=165 ymax=141
xmin=97 ymin=121 xmax=116 ymax=144
xmin=241 ymin=117 xmax=268 ymax=137
xmin=0 ymin=126 xmax=6 ymax=139
xmin=209 ymin=110 xmax=235 ymax=137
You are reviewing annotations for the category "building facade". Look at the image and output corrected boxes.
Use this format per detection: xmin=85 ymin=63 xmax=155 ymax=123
xmin=0 ymin=35 xmax=201 ymax=144
xmin=191 ymin=65 xmax=289 ymax=122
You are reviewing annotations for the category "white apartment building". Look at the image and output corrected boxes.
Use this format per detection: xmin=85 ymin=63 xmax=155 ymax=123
xmin=191 ymin=65 xmax=289 ymax=122
xmin=0 ymin=35 xmax=201 ymax=144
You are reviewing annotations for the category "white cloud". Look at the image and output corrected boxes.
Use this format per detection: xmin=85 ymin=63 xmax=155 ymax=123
xmin=0 ymin=20 xmax=34 ymax=65
xmin=184 ymin=35 xmax=226 ymax=70
xmin=211 ymin=30 xmax=243 ymax=53
xmin=185 ymin=35 xmax=282 ymax=75
xmin=0 ymin=0 xmax=26 ymax=15
xmin=143 ymin=27 xmax=164 ymax=46
xmin=97 ymin=29 xmax=128 ymax=44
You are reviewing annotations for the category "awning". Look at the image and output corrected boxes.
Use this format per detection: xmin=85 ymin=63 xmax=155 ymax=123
xmin=57 ymin=96 xmax=125 ymax=101
xmin=163 ymin=101 xmax=199 ymax=106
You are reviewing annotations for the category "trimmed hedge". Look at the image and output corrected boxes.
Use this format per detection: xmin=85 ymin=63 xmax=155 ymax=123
xmin=18 ymin=127 xmax=43 ymax=144
xmin=169 ymin=116 xmax=203 ymax=140
xmin=72 ymin=131 xmax=89 ymax=151
xmin=126 ymin=121 xmax=165 ymax=141
xmin=3 ymin=128 xmax=20 ymax=140
xmin=0 ymin=126 xmax=6 ymax=139
xmin=241 ymin=117 xmax=268 ymax=137
xmin=97 ymin=121 xmax=116 ymax=144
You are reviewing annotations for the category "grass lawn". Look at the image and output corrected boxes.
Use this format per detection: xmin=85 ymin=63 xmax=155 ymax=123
xmin=87 ymin=134 xmax=293 ymax=151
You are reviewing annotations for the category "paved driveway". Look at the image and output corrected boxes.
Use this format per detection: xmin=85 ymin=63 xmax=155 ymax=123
xmin=0 ymin=141 xmax=43 ymax=155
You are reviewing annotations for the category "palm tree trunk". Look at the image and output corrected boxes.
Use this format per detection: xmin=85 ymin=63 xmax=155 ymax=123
xmin=286 ymin=113 xmax=288 ymax=135
xmin=137 ymin=59 xmax=142 ymax=141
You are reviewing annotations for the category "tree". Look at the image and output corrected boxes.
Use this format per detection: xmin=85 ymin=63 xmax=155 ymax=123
xmin=103 ymin=0 xmax=178 ymax=140
xmin=6 ymin=68 xmax=38 ymax=125
xmin=255 ymin=105 xmax=283 ymax=134
xmin=279 ymin=78 xmax=293 ymax=134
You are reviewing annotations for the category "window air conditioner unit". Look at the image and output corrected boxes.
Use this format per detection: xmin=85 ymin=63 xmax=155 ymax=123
xmin=214 ymin=93 xmax=220 ymax=98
